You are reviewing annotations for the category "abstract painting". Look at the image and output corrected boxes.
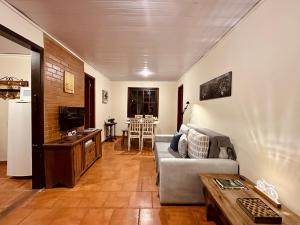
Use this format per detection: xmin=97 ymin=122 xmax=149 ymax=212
xmin=200 ymin=71 xmax=232 ymax=101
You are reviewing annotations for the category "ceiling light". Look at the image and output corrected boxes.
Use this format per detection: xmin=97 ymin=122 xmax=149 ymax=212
xmin=139 ymin=68 xmax=153 ymax=77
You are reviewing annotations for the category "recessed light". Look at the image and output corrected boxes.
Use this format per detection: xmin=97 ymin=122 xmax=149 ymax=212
xmin=139 ymin=68 xmax=153 ymax=77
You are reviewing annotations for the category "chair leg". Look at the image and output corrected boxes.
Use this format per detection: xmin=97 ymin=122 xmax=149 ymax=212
xmin=141 ymin=138 xmax=143 ymax=151
xmin=128 ymin=136 xmax=130 ymax=151
xmin=140 ymin=138 xmax=142 ymax=151
xmin=152 ymin=137 xmax=154 ymax=149
xmin=122 ymin=131 xmax=125 ymax=146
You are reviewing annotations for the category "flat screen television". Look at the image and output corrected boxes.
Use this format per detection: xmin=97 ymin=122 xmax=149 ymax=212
xmin=59 ymin=106 xmax=85 ymax=131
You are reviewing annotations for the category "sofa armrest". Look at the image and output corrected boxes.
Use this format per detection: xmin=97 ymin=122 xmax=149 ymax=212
xmin=159 ymin=158 xmax=239 ymax=204
xmin=155 ymin=134 xmax=173 ymax=143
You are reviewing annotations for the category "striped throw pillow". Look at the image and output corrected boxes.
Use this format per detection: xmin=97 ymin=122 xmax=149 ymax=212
xmin=187 ymin=129 xmax=209 ymax=159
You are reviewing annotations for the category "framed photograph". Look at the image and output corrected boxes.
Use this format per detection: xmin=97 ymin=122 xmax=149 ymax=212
xmin=200 ymin=71 xmax=232 ymax=101
xmin=64 ymin=71 xmax=75 ymax=94
xmin=102 ymin=90 xmax=108 ymax=104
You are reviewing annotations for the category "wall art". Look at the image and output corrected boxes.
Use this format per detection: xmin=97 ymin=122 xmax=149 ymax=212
xmin=64 ymin=71 xmax=75 ymax=94
xmin=102 ymin=90 xmax=108 ymax=104
xmin=200 ymin=71 xmax=232 ymax=101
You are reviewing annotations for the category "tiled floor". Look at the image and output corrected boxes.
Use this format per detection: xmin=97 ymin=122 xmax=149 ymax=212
xmin=0 ymin=139 xmax=215 ymax=225
xmin=0 ymin=162 xmax=33 ymax=215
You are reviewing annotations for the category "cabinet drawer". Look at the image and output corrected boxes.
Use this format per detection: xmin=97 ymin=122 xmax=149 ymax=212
xmin=85 ymin=142 xmax=96 ymax=167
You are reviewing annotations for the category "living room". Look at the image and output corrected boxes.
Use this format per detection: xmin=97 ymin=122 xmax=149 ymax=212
xmin=0 ymin=0 xmax=300 ymax=224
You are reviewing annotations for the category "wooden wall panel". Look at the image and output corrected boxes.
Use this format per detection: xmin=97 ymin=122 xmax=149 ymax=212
xmin=43 ymin=35 xmax=84 ymax=142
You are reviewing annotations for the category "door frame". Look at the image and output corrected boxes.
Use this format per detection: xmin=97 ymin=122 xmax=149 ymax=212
xmin=0 ymin=24 xmax=45 ymax=189
xmin=84 ymin=73 xmax=95 ymax=128
xmin=177 ymin=85 xmax=183 ymax=131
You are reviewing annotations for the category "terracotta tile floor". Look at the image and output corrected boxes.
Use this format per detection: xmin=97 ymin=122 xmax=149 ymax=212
xmin=0 ymin=162 xmax=33 ymax=215
xmin=0 ymin=139 xmax=215 ymax=225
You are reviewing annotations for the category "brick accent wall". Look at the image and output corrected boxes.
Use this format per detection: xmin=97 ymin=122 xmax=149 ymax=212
xmin=44 ymin=35 xmax=84 ymax=143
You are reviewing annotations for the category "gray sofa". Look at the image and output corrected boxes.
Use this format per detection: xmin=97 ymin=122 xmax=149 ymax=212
xmin=154 ymin=124 xmax=239 ymax=204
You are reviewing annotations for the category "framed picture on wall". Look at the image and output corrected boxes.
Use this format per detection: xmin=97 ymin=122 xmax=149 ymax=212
xmin=64 ymin=71 xmax=75 ymax=94
xmin=102 ymin=90 xmax=108 ymax=104
xmin=200 ymin=71 xmax=232 ymax=101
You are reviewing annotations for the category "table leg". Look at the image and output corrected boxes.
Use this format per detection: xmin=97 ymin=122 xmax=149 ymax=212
xmin=113 ymin=124 xmax=116 ymax=139
xmin=203 ymin=187 xmax=228 ymax=225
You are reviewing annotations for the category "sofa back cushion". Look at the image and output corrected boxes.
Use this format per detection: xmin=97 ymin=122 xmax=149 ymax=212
xmin=187 ymin=124 xmax=237 ymax=160
xmin=179 ymin=124 xmax=189 ymax=136
xmin=178 ymin=133 xmax=188 ymax=158
xmin=187 ymin=129 xmax=209 ymax=159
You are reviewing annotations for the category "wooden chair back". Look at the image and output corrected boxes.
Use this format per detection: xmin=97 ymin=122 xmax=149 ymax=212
xmin=134 ymin=115 xmax=143 ymax=119
xmin=129 ymin=118 xmax=141 ymax=134
xmin=142 ymin=118 xmax=154 ymax=134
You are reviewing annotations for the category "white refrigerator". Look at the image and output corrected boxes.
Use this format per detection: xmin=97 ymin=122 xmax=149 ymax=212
xmin=7 ymin=100 xmax=32 ymax=176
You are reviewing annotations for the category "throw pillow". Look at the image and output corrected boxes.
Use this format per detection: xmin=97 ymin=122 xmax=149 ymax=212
xmin=178 ymin=133 xmax=188 ymax=158
xmin=169 ymin=132 xmax=183 ymax=152
xmin=187 ymin=129 xmax=209 ymax=159
xmin=179 ymin=124 xmax=189 ymax=136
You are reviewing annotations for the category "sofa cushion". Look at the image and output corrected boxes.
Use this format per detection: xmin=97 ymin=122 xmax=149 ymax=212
xmin=187 ymin=124 xmax=237 ymax=160
xmin=154 ymin=141 xmax=181 ymax=185
xmin=169 ymin=132 xmax=182 ymax=152
xmin=178 ymin=133 xmax=188 ymax=158
xmin=179 ymin=124 xmax=189 ymax=136
xmin=187 ymin=129 xmax=209 ymax=159
xmin=155 ymin=142 xmax=180 ymax=172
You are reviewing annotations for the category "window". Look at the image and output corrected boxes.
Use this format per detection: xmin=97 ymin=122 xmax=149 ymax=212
xmin=127 ymin=87 xmax=159 ymax=117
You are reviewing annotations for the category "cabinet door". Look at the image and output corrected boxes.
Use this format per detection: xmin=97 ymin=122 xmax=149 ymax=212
xmin=73 ymin=143 xmax=83 ymax=179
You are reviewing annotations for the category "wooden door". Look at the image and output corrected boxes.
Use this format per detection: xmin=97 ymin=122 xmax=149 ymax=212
xmin=177 ymin=85 xmax=183 ymax=131
xmin=84 ymin=74 xmax=95 ymax=128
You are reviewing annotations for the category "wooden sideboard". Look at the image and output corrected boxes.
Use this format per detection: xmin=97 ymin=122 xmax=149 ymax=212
xmin=43 ymin=129 xmax=102 ymax=188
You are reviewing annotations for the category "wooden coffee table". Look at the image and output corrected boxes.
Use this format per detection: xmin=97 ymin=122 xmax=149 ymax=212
xmin=199 ymin=174 xmax=300 ymax=225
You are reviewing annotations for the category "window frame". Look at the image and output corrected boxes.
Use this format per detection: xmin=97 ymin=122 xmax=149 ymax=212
xmin=127 ymin=87 xmax=159 ymax=118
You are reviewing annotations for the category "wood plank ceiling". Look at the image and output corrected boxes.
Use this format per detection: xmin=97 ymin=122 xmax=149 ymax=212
xmin=6 ymin=0 xmax=260 ymax=81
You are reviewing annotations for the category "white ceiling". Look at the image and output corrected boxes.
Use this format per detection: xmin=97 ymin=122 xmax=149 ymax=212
xmin=0 ymin=35 xmax=30 ymax=55
xmin=7 ymin=0 xmax=259 ymax=81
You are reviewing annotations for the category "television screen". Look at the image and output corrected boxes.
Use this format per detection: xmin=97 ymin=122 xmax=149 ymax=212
xmin=59 ymin=106 xmax=85 ymax=131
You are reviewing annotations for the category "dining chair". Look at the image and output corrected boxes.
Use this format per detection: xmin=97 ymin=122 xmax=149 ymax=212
xmin=134 ymin=115 xmax=143 ymax=119
xmin=145 ymin=115 xmax=153 ymax=118
xmin=141 ymin=118 xmax=154 ymax=150
xmin=128 ymin=118 xmax=142 ymax=151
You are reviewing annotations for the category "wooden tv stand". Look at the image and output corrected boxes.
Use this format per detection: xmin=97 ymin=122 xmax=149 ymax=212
xmin=43 ymin=129 xmax=102 ymax=188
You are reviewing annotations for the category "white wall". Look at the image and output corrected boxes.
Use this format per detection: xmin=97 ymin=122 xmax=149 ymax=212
xmin=0 ymin=54 xmax=31 ymax=161
xmin=0 ymin=1 xmax=43 ymax=47
xmin=111 ymin=81 xmax=177 ymax=136
xmin=178 ymin=0 xmax=300 ymax=215
xmin=84 ymin=63 xmax=112 ymax=141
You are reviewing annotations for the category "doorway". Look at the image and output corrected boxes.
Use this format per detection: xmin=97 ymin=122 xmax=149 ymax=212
xmin=177 ymin=85 xmax=183 ymax=131
xmin=84 ymin=73 xmax=95 ymax=128
xmin=0 ymin=25 xmax=44 ymax=189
